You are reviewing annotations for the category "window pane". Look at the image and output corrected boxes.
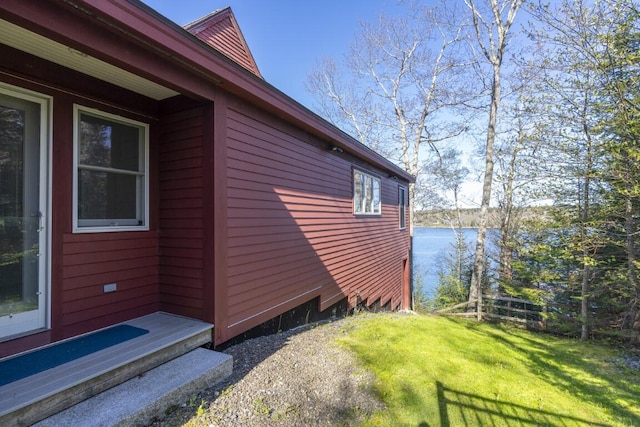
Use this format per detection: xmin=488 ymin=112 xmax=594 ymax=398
xmin=75 ymin=108 xmax=147 ymax=230
xmin=399 ymin=187 xmax=406 ymax=228
xmin=372 ymin=179 xmax=380 ymax=213
xmin=79 ymin=114 xmax=140 ymax=172
xmin=353 ymin=170 xmax=381 ymax=215
xmin=354 ymin=171 xmax=363 ymax=213
xmin=364 ymin=176 xmax=373 ymax=213
xmin=78 ymin=170 xmax=137 ymax=221
xmin=0 ymin=106 xmax=25 ymax=218
xmin=0 ymin=100 xmax=39 ymax=316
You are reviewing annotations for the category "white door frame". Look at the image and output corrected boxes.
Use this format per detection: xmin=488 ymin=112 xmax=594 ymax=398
xmin=0 ymin=83 xmax=51 ymax=340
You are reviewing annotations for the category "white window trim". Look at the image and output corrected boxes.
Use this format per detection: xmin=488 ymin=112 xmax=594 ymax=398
xmin=353 ymin=169 xmax=382 ymax=216
xmin=72 ymin=105 xmax=149 ymax=233
xmin=399 ymin=185 xmax=407 ymax=230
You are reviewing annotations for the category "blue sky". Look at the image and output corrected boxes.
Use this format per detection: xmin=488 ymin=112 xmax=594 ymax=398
xmin=140 ymin=1 xmax=491 ymax=207
xmin=142 ymin=0 xmax=405 ymax=109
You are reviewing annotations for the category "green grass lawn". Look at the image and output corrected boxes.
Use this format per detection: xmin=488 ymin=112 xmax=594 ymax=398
xmin=337 ymin=313 xmax=640 ymax=427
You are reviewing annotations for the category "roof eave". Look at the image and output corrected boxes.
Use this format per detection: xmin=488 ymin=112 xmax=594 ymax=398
xmin=120 ymin=1 xmax=414 ymax=182
xmin=11 ymin=0 xmax=415 ymax=182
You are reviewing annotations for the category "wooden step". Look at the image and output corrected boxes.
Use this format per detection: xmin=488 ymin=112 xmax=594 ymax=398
xmin=34 ymin=348 xmax=233 ymax=427
xmin=0 ymin=312 xmax=215 ymax=426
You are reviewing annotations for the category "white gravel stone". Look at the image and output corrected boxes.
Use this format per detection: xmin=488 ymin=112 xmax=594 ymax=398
xmin=151 ymin=315 xmax=385 ymax=427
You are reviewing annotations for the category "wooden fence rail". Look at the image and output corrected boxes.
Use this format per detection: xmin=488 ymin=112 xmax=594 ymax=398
xmin=437 ymin=295 xmax=547 ymax=331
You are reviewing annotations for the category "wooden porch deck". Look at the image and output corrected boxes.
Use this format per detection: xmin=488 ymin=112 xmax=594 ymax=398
xmin=0 ymin=312 xmax=214 ymax=426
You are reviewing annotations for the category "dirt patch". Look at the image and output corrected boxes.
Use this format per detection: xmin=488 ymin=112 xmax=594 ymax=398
xmin=150 ymin=316 xmax=384 ymax=426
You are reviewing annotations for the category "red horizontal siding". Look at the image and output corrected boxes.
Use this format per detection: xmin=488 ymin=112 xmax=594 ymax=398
xmin=158 ymin=106 xmax=206 ymax=318
xmin=62 ymin=235 xmax=158 ymax=254
xmin=62 ymin=267 xmax=159 ymax=291
xmin=62 ymin=304 xmax=158 ymax=339
xmin=185 ymin=8 xmax=261 ymax=77
xmin=60 ymin=232 xmax=160 ymax=337
xmin=222 ymin=105 xmax=410 ymax=339
xmin=62 ymin=276 xmax=157 ymax=303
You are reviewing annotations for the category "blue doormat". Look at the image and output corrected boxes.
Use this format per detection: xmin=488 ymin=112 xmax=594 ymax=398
xmin=0 ymin=324 xmax=149 ymax=387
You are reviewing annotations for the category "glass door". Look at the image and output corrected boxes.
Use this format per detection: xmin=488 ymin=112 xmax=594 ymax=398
xmin=0 ymin=89 xmax=48 ymax=339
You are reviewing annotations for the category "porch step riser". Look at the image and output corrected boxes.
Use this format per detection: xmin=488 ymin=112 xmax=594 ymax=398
xmin=35 ymin=348 xmax=233 ymax=427
xmin=0 ymin=313 xmax=216 ymax=426
xmin=1 ymin=329 xmax=211 ymax=426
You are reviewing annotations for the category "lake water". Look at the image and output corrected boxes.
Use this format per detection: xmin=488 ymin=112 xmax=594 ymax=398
xmin=412 ymin=227 xmax=479 ymax=299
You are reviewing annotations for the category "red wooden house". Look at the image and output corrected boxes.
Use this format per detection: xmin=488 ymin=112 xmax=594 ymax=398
xmin=0 ymin=0 xmax=413 ymax=359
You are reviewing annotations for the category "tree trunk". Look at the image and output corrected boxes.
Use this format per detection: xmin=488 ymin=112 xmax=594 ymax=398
xmin=466 ymin=0 xmax=523 ymax=320
xmin=580 ymin=97 xmax=592 ymax=341
xmin=498 ymin=121 xmax=521 ymax=292
xmin=625 ymin=196 xmax=638 ymax=297
xmin=580 ymin=265 xmax=590 ymax=340
xmin=450 ymin=188 xmax=465 ymax=286
xmin=499 ymin=205 xmax=513 ymax=291
xmin=625 ymin=196 xmax=640 ymax=343
xmin=469 ymin=63 xmax=501 ymax=319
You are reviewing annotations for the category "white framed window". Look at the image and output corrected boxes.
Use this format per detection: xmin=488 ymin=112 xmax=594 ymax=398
xmin=399 ymin=185 xmax=407 ymax=229
xmin=73 ymin=105 xmax=149 ymax=232
xmin=353 ymin=169 xmax=381 ymax=215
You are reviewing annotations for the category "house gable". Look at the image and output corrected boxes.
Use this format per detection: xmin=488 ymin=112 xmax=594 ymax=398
xmin=184 ymin=7 xmax=262 ymax=78
xmin=0 ymin=0 xmax=414 ymax=358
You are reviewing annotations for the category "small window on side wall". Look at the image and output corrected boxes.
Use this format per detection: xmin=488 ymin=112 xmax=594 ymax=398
xmin=353 ymin=169 xmax=381 ymax=215
xmin=399 ymin=185 xmax=407 ymax=229
xmin=73 ymin=106 xmax=149 ymax=232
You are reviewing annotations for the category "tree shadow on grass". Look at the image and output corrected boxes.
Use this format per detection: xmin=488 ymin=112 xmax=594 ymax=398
xmin=442 ymin=317 xmax=640 ymax=425
xmin=434 ymin=381 xmax=611 ymax=427
xmin=395 ymin=379 xmax=610 ymax=427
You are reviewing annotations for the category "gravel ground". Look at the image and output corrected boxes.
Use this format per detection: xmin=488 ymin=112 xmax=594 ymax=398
xmin=151 ymin=315 xmax=384 ymax=426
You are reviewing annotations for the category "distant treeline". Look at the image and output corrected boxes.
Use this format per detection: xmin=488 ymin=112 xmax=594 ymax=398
xmin=414 ymin=207 xmax=551 ymax=228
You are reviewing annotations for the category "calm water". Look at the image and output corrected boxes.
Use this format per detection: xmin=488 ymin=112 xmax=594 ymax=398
xmin=412 ymin=227 xmax=479 ymax=298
